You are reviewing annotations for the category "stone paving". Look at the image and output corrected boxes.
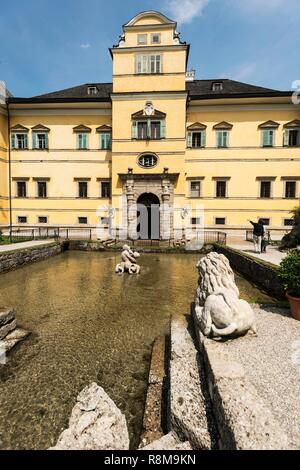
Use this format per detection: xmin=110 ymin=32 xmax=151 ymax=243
xmin=221 ymin=305 xmax=300 ymax=449
xmin=228 ymin=241 xmax=287 ymax=266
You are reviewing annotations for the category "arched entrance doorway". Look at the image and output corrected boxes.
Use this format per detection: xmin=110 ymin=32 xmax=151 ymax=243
xmin=137 ymin=193 xmax=160 ymax=240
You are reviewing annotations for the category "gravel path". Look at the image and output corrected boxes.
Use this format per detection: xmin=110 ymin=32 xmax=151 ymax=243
xmin=0 ymin=239 xmax=55 ymax=253
xmin=221 ymin=306 xmax=300 ymax=449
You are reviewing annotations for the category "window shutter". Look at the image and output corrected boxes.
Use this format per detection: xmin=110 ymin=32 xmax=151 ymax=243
xmin=77 ymin=134 xmax=80 ymax=149
xmin=160 ymin=120 xmax=166 ymax=138
xmin=187 ymin=132 xmax=192 ymax=148
xmin=11 ymin=134 xmax=16 ymax=149
xmin=24 ymin=134 xmax=28 ymax=149
xmin=298 ymin=131 xmax=300 ymax=146
xmin=45 ymin=133 xmax=49 ymax=149
xmin=262 ymin=130 xmax=269 ymax=147
xmin=32 ymin=133 xmax=37 ymax=149
xmin=202 ymin=131 xmax=206 ymax=147
xmin=132 ymin=121 xmax=137 ymax=139
xmin=283 ymin=130 xmax=289 ymax=147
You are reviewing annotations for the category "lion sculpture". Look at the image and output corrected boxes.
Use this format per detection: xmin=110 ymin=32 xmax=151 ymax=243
xmin=194 ymin=252 xmax=257 ymax=339
xmin=115 ymin=245 xmax=141 ymax=275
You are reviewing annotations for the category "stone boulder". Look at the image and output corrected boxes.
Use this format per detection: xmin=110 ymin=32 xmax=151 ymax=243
xmin=50 ymin=383 xmax=130 ymax=450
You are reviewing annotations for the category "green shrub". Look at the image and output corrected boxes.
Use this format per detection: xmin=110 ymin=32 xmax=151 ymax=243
xmin=277 ymin=250 xmax=300 ymax=297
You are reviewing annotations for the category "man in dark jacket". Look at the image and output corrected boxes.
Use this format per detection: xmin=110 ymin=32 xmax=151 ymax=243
xmin=248 ymin=220 xmax=264 ymax=253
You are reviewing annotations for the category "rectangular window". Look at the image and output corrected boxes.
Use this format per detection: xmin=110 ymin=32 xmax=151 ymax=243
xmin=33 ymin=133 xmax=48 ymax=150
xmin=18 ymin=216 xmax=27 ymax=224
xmin=216 ymin=131 xmax=229 ymax=148
xmin=260 ymin=218 xmax=270 ymax=226
xmin=216 ymin=180 xmax=227 ymax=198
xmin=12 ymin=133 xmax=28 ymax=150
xmin=137 ymin=34 xmax=147 ymax=45
xmin=260 ymin=181 xmax=271 ymax=198
xmin=262 ymin=129 xmax=275 ymax=147
xmin=285 ymin=129 xmax=300 ymax=147
xmin=78 ymin=217 xmax=88 ymax=224
xmin=151 ymin=33 xmax=161 ymax=44
xmin=284 ymin=218 xmax=294 ymax=226
xmin=100 ymin=217 xmax=109 ymax=225
xmin=285 ymin=181 xmax=296 ymax=198
xmin=77 ymin=133 xmax=88 ymax=150
xmin=87 ymin=86 xmax=98 ymax=95
xmin=101 ymin=182 xmax=111 ymax=198
xmin=190 ymin=181 xmax=201 ymax=198
xmin=100 ymin=133 xmax=111 ymax=150
xmin=215 ymin=217 xmax=226 ymax=225
xmin=136 ymin=54 xmax=162 ymax=74
xmin=137 ymin=122 xmax=148 ymax=139
xmin=17 ymin=181 xmax=27 ymax=198
xmin=191 ymin=217 xmax=201 ymax=225
xmin=38 ymin=216 xmax=47 ymax=224
xmin=150 ymin=121 xmax=161 ymax=139
xmin=78 ymin=182 xmax=88 ymax=198
xmin=192 ymin=132 xmax=204 ymax=148
xmin=37 ymin=181 xmax=47 ymax=198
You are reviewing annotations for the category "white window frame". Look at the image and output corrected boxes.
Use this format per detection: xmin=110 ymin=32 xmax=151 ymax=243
xmin=284 ymin=128 xmax=300 ymax=147
xmin=77 ymin=133 xmax=89 ymax=150
xmin=137 ymin=34 xmax=147 ymax=45
xmin=87 ymin=86 xmax=98 ymax=96
xmin=190 ymin=180 xmax=201 ymax=198
xmin=212 ymin=82 xmax=223 ymax=91
xmin=260 ymin=180 xmax=272 ymax=199
xmin=33 ymin=132 xmax=48 ymax=150
xmin=135 ymin=54 xmax=162 ymax=74
xmin=151 ymin=33 xmax=161 ymax=44
xmin=190 ymin=217 xmax=201 ymax=226
xmin=100 ymin=133 xmax=112 ymax=150
xmin=12 ymin=132 xmax=28 ymax=150
xmin=285 ymin=180 xmax=297 ymax=199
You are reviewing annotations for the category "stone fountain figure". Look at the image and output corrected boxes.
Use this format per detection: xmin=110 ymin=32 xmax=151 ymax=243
xmin=194 ymin=252 xmax=257 ymax=339
xmin=115 ymin=245 xmax=141 ymax=275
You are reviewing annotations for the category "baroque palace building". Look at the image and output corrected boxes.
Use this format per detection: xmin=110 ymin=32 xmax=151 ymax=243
xmin=0 ymin=10 xmax=299 ymax=239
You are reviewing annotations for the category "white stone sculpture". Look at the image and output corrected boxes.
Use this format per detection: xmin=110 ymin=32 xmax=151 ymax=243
xmin=115 ymin=245 xmax=141 ymax=274
xmin=194 ymin=252 xmax=257 ymax=339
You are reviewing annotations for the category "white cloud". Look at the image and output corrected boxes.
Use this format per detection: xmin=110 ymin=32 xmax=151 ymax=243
xmin=80 ymin=43 xmax=91 ymax=49
xmin=164 ymin=0 xmax=210 ymax=24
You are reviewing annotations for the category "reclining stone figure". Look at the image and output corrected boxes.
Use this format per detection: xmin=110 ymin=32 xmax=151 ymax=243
xmin=194 ymin=252 xmax=257 ymax=339
xmin=115 ymin=245 xmax=141 ymax=275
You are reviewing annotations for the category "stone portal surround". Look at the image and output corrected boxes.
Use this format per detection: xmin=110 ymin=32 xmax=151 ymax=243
xmin=124 ymin=175 xmax=175 ymax=240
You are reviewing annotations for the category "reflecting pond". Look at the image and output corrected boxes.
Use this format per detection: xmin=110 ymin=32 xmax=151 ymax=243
xmin=0 ymin=251 xmax=276 ymax=449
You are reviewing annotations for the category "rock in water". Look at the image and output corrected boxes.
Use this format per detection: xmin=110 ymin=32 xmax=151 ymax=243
xmin=50 ymin=383 xmax=130 ymax=450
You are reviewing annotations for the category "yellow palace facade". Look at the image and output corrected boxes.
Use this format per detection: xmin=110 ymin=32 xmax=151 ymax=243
xmin=0 ymin=11 xmax=299 ymax=239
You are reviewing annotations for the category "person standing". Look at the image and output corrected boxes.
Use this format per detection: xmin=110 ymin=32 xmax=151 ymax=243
xmin=248 ymin=219 xmax=264 ymax=254
xmin=261 ymin=221 xmax=268 ymax=253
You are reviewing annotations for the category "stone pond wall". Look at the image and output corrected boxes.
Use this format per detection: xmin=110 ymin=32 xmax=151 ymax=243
xmin=214 ymin=245 xmax=285 ymax=300
xmin=0 ymin=242 xmax=63 ymax=274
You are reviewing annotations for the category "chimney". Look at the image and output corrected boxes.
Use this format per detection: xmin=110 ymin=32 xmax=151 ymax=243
xmin=185 ymin=70 xmax=196 ymax=82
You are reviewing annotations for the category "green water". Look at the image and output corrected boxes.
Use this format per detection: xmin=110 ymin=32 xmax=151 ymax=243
xmin=0 ymin=251 xmax=275 ymax=450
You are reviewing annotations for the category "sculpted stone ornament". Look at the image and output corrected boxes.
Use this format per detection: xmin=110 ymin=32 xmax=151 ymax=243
xmin=194 ymin=252 xmax=257 ymax=339
xmin=115 ymin=245 xmax=141 ymax=274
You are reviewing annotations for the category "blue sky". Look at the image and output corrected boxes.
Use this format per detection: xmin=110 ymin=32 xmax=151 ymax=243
xmin=1 ymin=0 xmax=299 ymax=97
